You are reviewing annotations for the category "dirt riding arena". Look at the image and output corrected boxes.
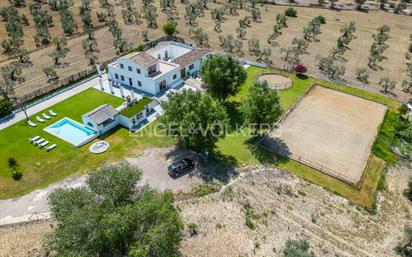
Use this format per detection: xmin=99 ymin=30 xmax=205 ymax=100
xmin=256 ymin=73 xmax=293 ymax=90
xmin=262 ymin=85 xmax=387 ymax=185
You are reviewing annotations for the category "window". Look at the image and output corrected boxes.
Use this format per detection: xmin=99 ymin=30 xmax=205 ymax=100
xmin=120 ymin=63 xmax=124 ymax=69
xmin=128 ymin=66 xmax=132 ymax=71
xmin=173 ymin=74 xmax=177 ymax=80
xmin=120 ymin=75 xmax=124 ymax=81
xmin=114 ymin=73 xmax=119 ymax=79
xmin=136 ymin=68 xmax=141 ymax=74
xmin=129 ymin=78 xmax=133 ymax=85
xmin=148 ymin=65 xmax=157 ymax=75
xmin=189 ymin=64 xmax=194 ymax=70
xmin=138 ymin=81 xmax=142 ymax=87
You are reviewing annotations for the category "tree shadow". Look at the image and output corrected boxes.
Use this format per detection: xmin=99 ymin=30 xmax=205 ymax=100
xmin=225 ymin=101 xmax=244 ymax=132
xmin=296 ymin=74 xmax=309 ymax=80
xmin=247 ymin=136 xmax=290 ymax=166
xmin=165 ymin=146 xmax=237 ymax=184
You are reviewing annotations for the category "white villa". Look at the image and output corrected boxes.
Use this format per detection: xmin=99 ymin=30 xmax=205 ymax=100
xmin=108 ymin=41 xmax=211 ymax=95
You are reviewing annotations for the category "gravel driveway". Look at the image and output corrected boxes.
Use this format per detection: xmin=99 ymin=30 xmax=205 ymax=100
xmin=128 ymin=147 xmax=203 ymax=193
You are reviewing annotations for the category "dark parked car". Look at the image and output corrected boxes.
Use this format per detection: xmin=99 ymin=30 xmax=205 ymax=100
xmin=168 ymin=158 xmax=194 ymax=177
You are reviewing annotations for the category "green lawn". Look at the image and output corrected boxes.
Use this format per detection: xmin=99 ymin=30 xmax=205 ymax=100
xmin=0 ymin=87 xmax=174 ymax=199
xmin=0 ymin=67 xmax=397 ymax=208
xmin=217 ymin=66 xmax=396 ymax=209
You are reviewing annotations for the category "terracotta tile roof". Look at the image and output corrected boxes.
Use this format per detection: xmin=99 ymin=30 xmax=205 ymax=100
xmin=84 ymin=104 xmax=118 ymax=125
xmin=125 ymin=52 xmax=158 ymax=67
xmin=173 ymin=48 xmax=211 ymax=67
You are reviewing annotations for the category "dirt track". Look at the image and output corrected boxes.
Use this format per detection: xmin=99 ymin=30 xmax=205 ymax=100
xmin=265 ymin=85 xmax=387 ymax=184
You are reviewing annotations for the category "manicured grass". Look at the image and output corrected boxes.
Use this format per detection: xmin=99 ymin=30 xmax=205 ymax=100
xmin=0 ymin=88 xmax=173 ymax=199
xmin=119 ymin=97 xmax=153 ymax=118
xmin=216 ymin=66 xmax=392 ymax=208
xmin=0 ymin=65 xmax=395 ymax=206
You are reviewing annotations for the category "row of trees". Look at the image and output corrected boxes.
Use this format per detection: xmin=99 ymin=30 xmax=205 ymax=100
xmin=0 ymin=6 xmax=30 ymax=64
xmin=401 ymin=34 xmax=412 ymax=93
xmin=315 ymin=21 xmax=358 ymax=80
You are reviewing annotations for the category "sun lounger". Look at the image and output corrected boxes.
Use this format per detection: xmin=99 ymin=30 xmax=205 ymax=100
xmin=42 ymin=113 xmax=51 ymax=120
xmin=38 ymin=141 xmax=49 ymax=148
xmin=36 ymin=116 xmax=45 ymax=123
xmin=49 ymin=110 xmax=57 ymax=116
xmin=34 ymin=138 xmax=44 ymax=146
xmin=27 ymin=120 xmax=37 ymax=127
xmin=29 ymin=136 xmax=40 ymax=143
xmin=45 ymin=144 xmax=56 ymax=152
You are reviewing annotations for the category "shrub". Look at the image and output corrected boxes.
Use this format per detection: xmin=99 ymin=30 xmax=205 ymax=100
xmin=8 ymin=157 xmax=22 ymax=181
xmin=409 ymin=43 xmax=412 ymax=54
xmin=294 ymin=63 xmax=308 ymax=74
xmin=314 ymin=15 xmax=326 ymax=24
xmin=244 ymin=201 xmax=255 ymax=229
xmin=187 ymin=223 xmax=198 ymax=236
xmin=162 ymin=22 xmax=176 ymax=36
xmin=372 ymin=110 xmax=398 ymax=164
xmin=284 ymin=7 xmax=297 ymax=17
xmin=0 ymin=98 xmax=13 ymax=118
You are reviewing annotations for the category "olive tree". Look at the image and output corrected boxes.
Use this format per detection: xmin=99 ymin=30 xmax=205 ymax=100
xmin=379 ymin=77 xmax=396 ymax=93
xmin=49 ymin=36 xmax=69 ymax=66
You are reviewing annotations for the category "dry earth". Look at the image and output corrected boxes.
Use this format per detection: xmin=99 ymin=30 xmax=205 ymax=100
xmin=178 ymin=163 xmax=412 ymax=257
xmin=256 ymin=73 xmax=293 ymax=89
xmin=1 ymin=162 xmax=411 ymax=257
xmin=264 ymin=85 xmax=387 ymax=184
xmin=0 ymin=1 xmax=411 ymax=100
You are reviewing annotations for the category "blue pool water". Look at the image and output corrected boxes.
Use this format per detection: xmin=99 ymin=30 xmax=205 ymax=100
xmin=44 ymin=118 xmax=97 ymax=146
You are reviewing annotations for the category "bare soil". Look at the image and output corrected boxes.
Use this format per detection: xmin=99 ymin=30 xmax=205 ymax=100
xmin=2 ymin=163 xmax=411 ymax=257
xmin=264 ymin=85 xmax=387 ymax=184
xmin=256 ymin=73 xmax=293 ymax=89
xmin=0 ymin=1 xmax=411 ymax=100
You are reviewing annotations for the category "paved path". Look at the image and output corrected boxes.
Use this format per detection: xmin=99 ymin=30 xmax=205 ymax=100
xmin=0 ymin=175 xmax=86 ymax=226
xmin=0 ymin=74 xmax=107 ymax=131
xmin=0 ymin=148 xmax=202 ymax=226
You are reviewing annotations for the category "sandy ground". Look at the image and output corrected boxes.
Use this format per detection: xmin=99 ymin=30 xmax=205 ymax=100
xmin=2 ymin=162 xmax=411 ymax=257
xmin=256 ymin=73 xmax=293 ymax=89
xmin=178 ymin=163 xmax=412 ymax=257
xmin=264 ymin=86 xmax=387 ymax=184
xmin=0 ymin=220 xmax=53 ymax=257
xmin=0 ymin=1 xmax=411 ymax=100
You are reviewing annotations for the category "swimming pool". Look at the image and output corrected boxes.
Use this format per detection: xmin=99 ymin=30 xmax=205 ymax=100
xmin=44 ymin=117 xmax=97 ymax=147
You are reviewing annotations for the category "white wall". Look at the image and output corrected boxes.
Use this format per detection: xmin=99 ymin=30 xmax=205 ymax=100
xmin=82 ymin=115 xmax=119 ymax=135
xmin=108 ymin=59 xmax=158 ymax=95
xmin=149 ymin=43 xmax=192 ymax=60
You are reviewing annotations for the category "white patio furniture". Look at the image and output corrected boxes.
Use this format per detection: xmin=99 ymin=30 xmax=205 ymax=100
xmin=34 ymin=138 xmax=45 ymax=146
xmin=36 ymin=116 xmax=45 ymax=123
xmin=49 ymin=110 xmax=57 ymax=116
xmin=27 ymin=120 xmax=37 ymax=127
xmin=29 ymin=136 xmax=40 ymax=143
xmin=42 ymin=113 xmax=51 ymax=120
xmin=46 ymin=144 xmax=57 ymax=152
xmin=38 ymin=141 xmax=49 ymax=148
